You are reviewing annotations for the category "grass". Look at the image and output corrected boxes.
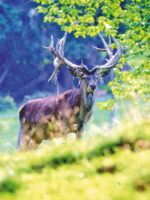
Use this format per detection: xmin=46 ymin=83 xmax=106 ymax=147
xmin=0 ymin=110 xmax=149 ymax=200
xmin=0 ymin=107 xmax=19 ymax=153
xmin=0 ymin=96 xmax=149 ymax=199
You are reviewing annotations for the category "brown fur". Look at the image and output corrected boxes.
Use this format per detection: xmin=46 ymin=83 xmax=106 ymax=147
xmin=18 ymin=88 xmax=93 ymax=151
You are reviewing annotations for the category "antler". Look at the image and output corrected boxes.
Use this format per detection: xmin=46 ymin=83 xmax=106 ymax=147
xmin=43 ymin=32 xmax=87 ymax=81
xmin=93 ymin=33 xmax=122 ymax=72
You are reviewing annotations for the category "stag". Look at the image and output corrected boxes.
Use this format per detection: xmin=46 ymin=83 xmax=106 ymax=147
xmin=17 ymin=32 xmax=122 ymax=151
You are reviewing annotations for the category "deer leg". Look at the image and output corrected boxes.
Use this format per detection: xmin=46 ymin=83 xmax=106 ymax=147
xmin=17 ymin=128 xmax=22 ymax=149
xmin=19 ymin=133 xmax=30 ymax=151
xmin=76 ymin=120 xmax=85 ymax=139
xmin=19 ymin=133 xmax=39 ymax=151
xmin=27 ymin=139 xmax=39 ymax=151
xmin=76 ymin=130 xmax=83 ymax=139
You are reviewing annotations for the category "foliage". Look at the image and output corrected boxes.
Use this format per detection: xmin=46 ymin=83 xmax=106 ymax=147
xmin=0 ymin=96 xmax=15 ymax=111
xmin=0 ymin=110 xmax=150 ymax=199
xmin=0 ymin=1 xmax=108 ymax=102
xmin=33 ymin=0 xmax=150 ymax=108
xmin=0 ymin=2 xmax=45 ymax=102
xmin=34 ymin=0 xmax=124 ymax=38
xmin=0 ymin=3 xmax=22 ymax=40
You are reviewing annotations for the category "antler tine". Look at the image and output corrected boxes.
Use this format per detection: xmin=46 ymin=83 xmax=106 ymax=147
xmin=55 ymin=32 xmax=84 ymax=70
xmin=57 ymin=31 xmax=67 ymax=59
xmin=92 ymin=45 xmax=106 ymax=52
xmin=92 ymin=34 xmax=113 ymax=55
xmin=50 ymin=35 xmax=54 ymax=50
xmin=108 ymin=35 xmax=111 ymax=46
xmin=93 ymin=34 xmax=122 ymax=71
xmin=43 ymin=35 xmax=56 ymax=56
xmin=56 ymin=39 xmax=60 ymax=54
xmin=47 ymin=58 xmax=62 ymax=82
xmin=80 ymin=60 xmax=88 ymax=72
xmin=54 ymin=32 xmax=87 ymax=71
xmin=99 ymin=33 xmax=113 ymax=58
xmin=43 ymin=32 xmax=87 ymax=81
xmin=59 ymin=31 xmax=67 ymax=50
xmin=111 ymin=36 xmax=122 ymax=59
xmin=42 ymin=35 xmax=60 ymax=82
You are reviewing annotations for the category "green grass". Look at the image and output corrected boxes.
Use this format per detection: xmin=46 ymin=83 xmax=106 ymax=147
xmin=0 ymin=107 xmax=19 ymax=153
xmin=0 ymin=111 xmax=149 ymax=200
xmin=0 ymin=97 xmax=150 ymax=199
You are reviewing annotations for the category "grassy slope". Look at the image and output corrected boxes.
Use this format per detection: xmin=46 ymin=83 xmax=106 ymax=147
xmin=0 ymin=111 xmax=149 ymax=200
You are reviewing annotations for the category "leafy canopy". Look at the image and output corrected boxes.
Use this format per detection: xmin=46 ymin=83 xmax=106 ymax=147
xmin=33 ymin=0 xmax=150 ymax=109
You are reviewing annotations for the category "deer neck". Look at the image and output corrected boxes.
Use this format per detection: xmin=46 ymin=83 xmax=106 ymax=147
xmin=79 ymin=81 xmax=96 ymax=112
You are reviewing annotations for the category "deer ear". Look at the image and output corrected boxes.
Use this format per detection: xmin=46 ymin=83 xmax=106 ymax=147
xmin=95 ymin=69 xmax=111 ymax=78
xmin=69 ymin=68 xmax=83 ymax=78
xmin=101 ymin=69 xmax=111 ymax=77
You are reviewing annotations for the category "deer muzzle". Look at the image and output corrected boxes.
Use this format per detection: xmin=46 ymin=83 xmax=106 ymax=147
xmin=88 ymin=83 xmax=97 ymax=93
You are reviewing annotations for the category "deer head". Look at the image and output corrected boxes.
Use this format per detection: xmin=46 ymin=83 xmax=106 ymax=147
xmin=43 ymin=32 xmax=122 ymax=94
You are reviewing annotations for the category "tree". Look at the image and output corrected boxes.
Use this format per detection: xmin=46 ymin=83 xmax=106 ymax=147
xmin=0 ymin=2 xmax=44 ymax=101
xmin=33 ymin=0 xmax=150 ymax=109
xmin=1 ymin=1 xmax=109 ymax=102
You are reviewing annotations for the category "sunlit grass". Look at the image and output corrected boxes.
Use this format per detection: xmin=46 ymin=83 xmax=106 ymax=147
xmin=0 ymin=109 xmax=149 ymax=199
xmin=0 ymin=97 xmax=149 ymax=199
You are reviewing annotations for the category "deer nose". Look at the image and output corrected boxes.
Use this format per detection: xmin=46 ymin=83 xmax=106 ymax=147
xmin=90 ymin=83 xmax=96 ymax=90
